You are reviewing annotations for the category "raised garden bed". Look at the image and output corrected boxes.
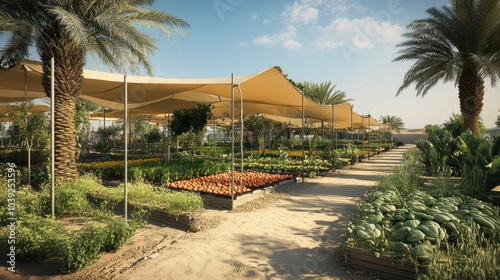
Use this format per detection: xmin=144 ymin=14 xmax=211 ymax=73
xmin=201 ymin=177 xmax=297 ymax=210
xmin=345 ymin=247 xmax=426 ymax=280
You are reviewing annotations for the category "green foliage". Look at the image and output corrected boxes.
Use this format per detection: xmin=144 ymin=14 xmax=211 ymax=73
xmin=302 ymin=81 xmax=352 ymax=105
xmin=379 ymin=115 xmax=405 ymax=133
xmin=0 ymin=215 xmax=67 ymax=261
xmin=376 ymin=149 xmax=424 ymax=195
xmin=93 ymin=125 xmax=122 ymax=154
xmin=419 ymin=222 xmax=500 ymax=280
xmin=144 ymin=127 xmax=162 ymax=143
xmin=459 ymin=165 xmax=489 ymax=200
xmin=56 ymin=224 xmax=106 ymax=273
xmin=442 ymin=113 xmax=487 ymax=137
xmin=416 ymin=130 xmax=454 ymax=176
xmin=78 ymin=175 xmax=204 ymax=218
xmin=40 ymin=181 xmax=94 ymax=217
xmin=170 ymin=104 xmax=212 ymax=135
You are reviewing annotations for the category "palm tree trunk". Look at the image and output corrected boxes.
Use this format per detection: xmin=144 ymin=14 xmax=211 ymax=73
xmin=40 ymin=37 xmax=84 ymax=181
xmin=458 ymin=69 xmax=484 ymax=135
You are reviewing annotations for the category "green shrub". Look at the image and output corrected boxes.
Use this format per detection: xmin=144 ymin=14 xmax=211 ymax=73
xmin=102 ymin=217 xmax=133 ymax=252
xmin=40 ymin=181 xmax=93 ymax=217
xmin=419 ymin=222 xmax=500 ymax=280
xmin=0 ymin=215 xmax=67 ymax=261
xmin=376 ymin=152 xmax=424 ymax=195
xmin=56 ymin=224 xmax=106 ymax=273
xmin=460 ymin=165 xmax=489 ymax=200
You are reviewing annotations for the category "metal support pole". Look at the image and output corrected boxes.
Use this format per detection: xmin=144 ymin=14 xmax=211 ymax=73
xmin=124 ymin=74 xmax=128 ymax=223
xmin=239 ymin=87 xmax=244 ymax=195
xmin=230 ymin=74 xmax=235 ymax=209
xmin=50 ymin=57 xmax=55 ymax=219
xmin=301 ymin=90 xmax=305 ymax=180
xmin=350 ymin=105 xmax=353 ymax=142
xmin=331 ymin=104 xmax=334 ymax=156
xmin=368 ymin=114 xmax=371 ymax=158
xmin=167 ymin=114 xmax=171 ymax=161
xmin=214 ymin=119 xmax=217 ymax=155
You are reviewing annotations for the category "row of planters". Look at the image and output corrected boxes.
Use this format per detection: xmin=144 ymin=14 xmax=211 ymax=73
xmin=344 ymin=148 xmax=500 ymax=279
xmin=0 ymin=174 xmax=203 ymax=274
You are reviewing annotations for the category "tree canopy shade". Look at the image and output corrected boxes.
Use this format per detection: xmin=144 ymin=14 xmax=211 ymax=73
xmin=0 ymin=0 xmax=189 ymax=180
xmin=394 ymin=0 xmax=500 ymax=135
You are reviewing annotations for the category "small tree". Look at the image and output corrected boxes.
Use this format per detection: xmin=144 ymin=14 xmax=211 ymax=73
xmin=170 ymin=104 xmax=212 ymax=154
xmin=8 ymin=102 xmax=49 ymax=185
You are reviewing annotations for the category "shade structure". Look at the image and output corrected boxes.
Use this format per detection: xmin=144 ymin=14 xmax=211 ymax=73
xmin=0 ymin=60 xmax=319 ymax=109
xmin=0 ymin=60 xmax=376 ymax=129
xmin=0 ymin=104 xmax=50 ymax=114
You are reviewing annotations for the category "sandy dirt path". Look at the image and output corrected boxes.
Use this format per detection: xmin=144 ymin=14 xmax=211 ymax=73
xmin=2 ymin=146 xmax=410 ymax=280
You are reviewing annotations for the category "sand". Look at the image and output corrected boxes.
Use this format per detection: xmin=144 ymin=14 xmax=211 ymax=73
xmin=1 ymin=146 xmax=410 ymax=280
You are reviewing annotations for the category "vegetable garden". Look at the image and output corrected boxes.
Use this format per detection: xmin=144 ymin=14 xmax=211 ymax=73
xmin=345 ymin=128 xmax=500 ymax=279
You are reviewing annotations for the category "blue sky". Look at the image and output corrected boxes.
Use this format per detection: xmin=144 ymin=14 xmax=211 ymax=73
xmin=140 ymin=0 xmax=499 ymax=129
xmin=4 ymin=0 xmax=499 ymax=129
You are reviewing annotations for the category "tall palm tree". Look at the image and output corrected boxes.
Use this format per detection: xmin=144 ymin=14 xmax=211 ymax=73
xmin=394 ymin=0 xmax=500 ymax=135
xmin=303 ymin=81 xmax=353 ymax=138
xmin=303 ymin=81 xmax=352 ymax=105
xmin=0 ymin=0 xmax=189 ymax=180
xmin=379 ymin=115 xmax=405 ymax=133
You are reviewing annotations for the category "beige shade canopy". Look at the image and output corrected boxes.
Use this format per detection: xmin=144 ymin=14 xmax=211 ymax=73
xmin=0 ymin=60 xmax=379 ymax=127
xmin=0 ymin=104 xmax=50 ymax=114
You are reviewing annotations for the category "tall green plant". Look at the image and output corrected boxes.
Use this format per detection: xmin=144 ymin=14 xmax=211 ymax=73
xmin=447 ymin=130 xmax=500 ymax=190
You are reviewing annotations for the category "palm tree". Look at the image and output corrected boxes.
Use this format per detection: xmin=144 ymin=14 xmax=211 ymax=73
xmin=379 ymin=115 xmax=405 ymax=133
xmin=0 ymin=0 xmax=189 ymax=180
xmin=303 ymin=81 xmax=353 ymax=138
xmin=394 ymin=0 xmax=500 ymax=135
xmin=303 ymin=81 xmax=352 ymax=105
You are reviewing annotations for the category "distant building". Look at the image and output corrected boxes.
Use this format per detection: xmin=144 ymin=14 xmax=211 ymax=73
xmin=394 ymin=129 xmax=426 ymax=145
xmin=486 ymin=127 xmax=500 ymax=139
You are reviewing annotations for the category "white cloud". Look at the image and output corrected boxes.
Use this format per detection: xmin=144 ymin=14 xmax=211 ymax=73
xmin=312 ymin=17 xmax=403 ymax=50
xmin=283 ymin=40 xmax=303 ymax=49
xmin=253 ymin=25 xmax=303 ymax=49
xmin=321 ymin=0 xmax=366 ymax=16
xmin=262 ymin=19 xmax=271 ymax=24
xmin=251 ymin=13 xmax=258 ymax=21
xmin=284 ymin=2 xmax=319 ymax=24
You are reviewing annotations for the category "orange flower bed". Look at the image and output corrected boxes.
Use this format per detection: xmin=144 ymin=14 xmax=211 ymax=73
xmin=165 ymin=171 xmax=294 ymax=196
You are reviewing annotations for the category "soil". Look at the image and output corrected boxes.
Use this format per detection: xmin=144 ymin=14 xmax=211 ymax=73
xmin=1 ymin=146 xmax=411 ymax=280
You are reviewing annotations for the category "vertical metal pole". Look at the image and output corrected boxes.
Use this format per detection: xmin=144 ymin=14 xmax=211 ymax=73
xmin=301 ymin=91 xmax=305 ymax=180
xmin=164 ymin=114 xmax=167 ymax=159
xmin=50 ymin=57 xmax=55 ymax=219
xmin=124 ymin=74 xmax=128 ymax=223
xmin=167 ymin=114 xmax=171 ymax=161
xmin=362 ymin=115 xmax=365 ymax=155
xmin=331 ymin=104 xmax=334 ymax=155
xmin=230 ymin=74 xmax=235 ymax=209
xmin=214 ymin=119 xmax=217 ymax=155
xmin=350 ymin=105 xmax=353 ymax=142
xmin=368 ymin=115 xmax=371 ymax=158
xmin=239 ymin=87 xmax=244 ymax=195
xmin=23 ymin=66 xmax=31 ymax=186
